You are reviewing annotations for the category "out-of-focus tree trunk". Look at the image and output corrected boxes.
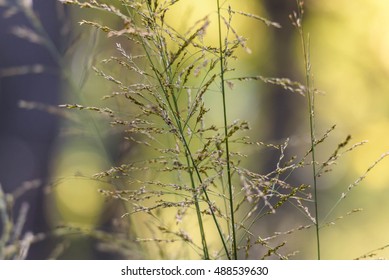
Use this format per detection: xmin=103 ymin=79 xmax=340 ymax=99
xmin=0 ymin=0 xmax=64 ymax=259
xmin=259 ymin=0 xmax=307 ymax=179
xmin=263 ymin=1 xmax=303 ymax=143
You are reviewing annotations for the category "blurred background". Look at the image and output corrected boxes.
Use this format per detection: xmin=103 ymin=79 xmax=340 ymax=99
xmin=1 ymin=0 xmax=388 ymax=259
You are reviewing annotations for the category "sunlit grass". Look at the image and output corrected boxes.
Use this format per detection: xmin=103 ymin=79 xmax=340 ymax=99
xmin=2 ymin=0 xmax=389 ymax=260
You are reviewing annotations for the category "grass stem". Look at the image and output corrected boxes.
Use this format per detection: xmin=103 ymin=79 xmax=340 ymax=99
xmin=295 ymin=1 xmax=321 ymax=260
xmin=217 ymin=0 xmax=237 ymax=260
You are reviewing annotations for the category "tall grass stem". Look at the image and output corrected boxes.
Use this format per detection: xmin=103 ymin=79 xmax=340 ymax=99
xmin=217 ymin=0 xmax=237 ymax=260
xmin=296 ymin=1 xmax=321 ymax=260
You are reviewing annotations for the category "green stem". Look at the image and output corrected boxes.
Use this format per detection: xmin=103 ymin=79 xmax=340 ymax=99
xmin=296 ymin=2 xmax=321 ymax=260
xmin=216 ymin=0 xmax=237 ymax=260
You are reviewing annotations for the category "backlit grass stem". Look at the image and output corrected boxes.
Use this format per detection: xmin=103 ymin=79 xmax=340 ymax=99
xmin=217 ymin=0 xmax=237 ymax=260
xmin=294 ymin=1 xmax=321 ymax=260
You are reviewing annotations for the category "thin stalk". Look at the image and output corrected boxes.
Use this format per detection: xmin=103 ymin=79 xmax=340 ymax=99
xmin=183 ymin=150 xmax=210 ymax=259
xmin=0 ymin=185 xmax=10 ymax=258
xmin=216 ymin=0 xmax=237 ymax=260
xmin=296 ymin=3 xmax=321 ymax=260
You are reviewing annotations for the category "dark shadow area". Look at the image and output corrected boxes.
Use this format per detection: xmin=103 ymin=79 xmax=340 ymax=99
xmin=0 ymin=1 xmax=63 ymax=259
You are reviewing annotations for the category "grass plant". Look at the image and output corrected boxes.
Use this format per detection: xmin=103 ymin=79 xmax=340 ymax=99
xmin=1 ymin=0 xmax=389 ymax=260
xmin=58 ymin=0 xmax=315 ymax=259
xmin=56 ymin=0 xmax=389 ymax=260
